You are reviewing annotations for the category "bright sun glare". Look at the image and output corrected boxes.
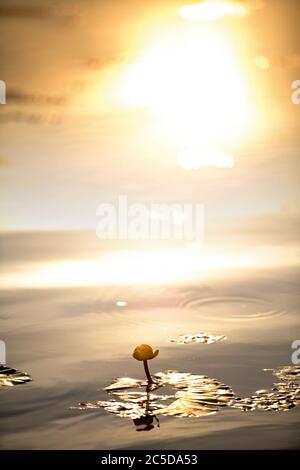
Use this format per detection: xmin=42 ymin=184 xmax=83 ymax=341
xmin=2 ymin=251 xmax=257 ymax=289
xmin=120 ymin=28 xmax=252 ymax=150
xmin=179 ymin=1 xmax=248 ymax=21
xmin=78 ymin=3 xmax=255 ymax=170
xmin=177 ymin=149 xmax=234 ymax=170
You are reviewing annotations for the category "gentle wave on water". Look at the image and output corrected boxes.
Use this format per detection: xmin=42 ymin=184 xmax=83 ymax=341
xmin=177 ymin=294 xmax=286 ymax=321
xmin=1 ymin=269 xmax=299 ymax=448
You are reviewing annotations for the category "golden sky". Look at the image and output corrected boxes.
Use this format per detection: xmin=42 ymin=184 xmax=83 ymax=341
xmin=0 ymin=0 xmax=300 ymax=232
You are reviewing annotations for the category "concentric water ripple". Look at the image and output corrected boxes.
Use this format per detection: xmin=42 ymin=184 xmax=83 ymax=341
xmin=178 ymin=294 xmax=286 ymax=321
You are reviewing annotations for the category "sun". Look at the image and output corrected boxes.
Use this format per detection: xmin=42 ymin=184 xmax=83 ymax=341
xmin=119 ymin=27 xmax=253 ymax=149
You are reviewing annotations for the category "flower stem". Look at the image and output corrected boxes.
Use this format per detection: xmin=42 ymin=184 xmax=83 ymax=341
xmin=143 ymin=360 xmax=153 ymax=384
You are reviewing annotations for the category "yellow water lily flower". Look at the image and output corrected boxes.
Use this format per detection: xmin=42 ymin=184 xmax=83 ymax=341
xmin=132 ymin=344 xmax=159 ymax=361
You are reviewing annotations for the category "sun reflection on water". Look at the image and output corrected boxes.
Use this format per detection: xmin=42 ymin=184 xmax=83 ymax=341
xmin=2 ymin=244 xmax=298 ymax=289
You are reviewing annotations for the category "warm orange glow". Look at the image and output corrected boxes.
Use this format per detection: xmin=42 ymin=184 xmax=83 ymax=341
xmin=2 ymin=245 xmax=298 ymax=289
xmin=254 ymin=55 xmax=270 ymax=70
xmin=177 ymin=149 xmax=234 ymax=170
xmin=179 ymin=1 xmax=248 ymax=21
xmin=120 ymin=30 xmax=253 ymax=148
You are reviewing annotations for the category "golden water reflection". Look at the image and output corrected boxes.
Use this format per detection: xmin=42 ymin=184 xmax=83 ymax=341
xmin=74 ymin=366 xmax=300 ymax=425
xmin=0 ymin=365 xmax=32 ymax=387
xmin=74 ymin=371 xmax=235 ymax=421
xmin=230 ymin=366 xmax=300 ymax=412
xmin=168 ymin=332 xmax=226 ymax=345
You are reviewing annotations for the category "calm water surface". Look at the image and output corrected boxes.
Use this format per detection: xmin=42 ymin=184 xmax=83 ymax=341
xmin=0 ymin=236 xmax=300 ymax=449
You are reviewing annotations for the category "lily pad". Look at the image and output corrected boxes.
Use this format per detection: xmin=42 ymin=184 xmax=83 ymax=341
xmin=168 ymin=332 xmax=226 ymax=345
xmin=0 ymin=365 xmax=32 ymax=387
xmin=73 ymin=370 xmax=235 ymax=419
xmin=229 ymin=365 xmax=300 ymax=412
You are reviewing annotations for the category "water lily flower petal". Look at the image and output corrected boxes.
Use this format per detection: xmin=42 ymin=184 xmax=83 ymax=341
xmin=132 ymin=344 xmax=159 ymax=361
xmin=152 ymin=349 xmax=159 ymax=359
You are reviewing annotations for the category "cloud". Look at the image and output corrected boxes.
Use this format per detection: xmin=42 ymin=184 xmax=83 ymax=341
xmin=0 ymin=3 xmax=75 ymax=22
xmin=0 ymin=111 xmax=62 ymax=125
xmin=179 ymin=0 xmax=265 ymax=21
xmin=7 ymin=89 xmax=67 ymax=106
xmin=208 ymin=212 xmax=300 ymax=246
xmin=260 ymin=53 xmax=300 ymax=70
xmin=0 ymin=5 xmax=50 ymax=19
xmin=288 ymin=54 xmax=300 ymax=70
xmin=84 ymin=57 xmax=121 ymax=71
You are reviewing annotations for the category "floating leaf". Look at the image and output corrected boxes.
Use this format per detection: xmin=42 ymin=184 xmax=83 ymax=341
xmin=168 ymin=332 xmax=226 ymax=345
xmin=73 ymin=370 xmax=235 ymax=419
xmin=0 ymin=365 xmax=32 ymax=387
xmin=229 ymin=365 xmax=300 ymax=412
xmin=73 ymin=365 xmax=300 ymax=421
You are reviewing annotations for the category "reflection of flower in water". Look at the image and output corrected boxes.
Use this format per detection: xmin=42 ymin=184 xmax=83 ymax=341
xmin=0 ymin=365 xmax=32 ymax=387
xmin=230 ymin=366 xmax=300 ymax=412
xmin=74 ymin=371 xmax=235 ymax=422
xmin=133 ymin=414 xmax=160 ymax=432
xmin=133 ymin=386 xmax=161 ymax=432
